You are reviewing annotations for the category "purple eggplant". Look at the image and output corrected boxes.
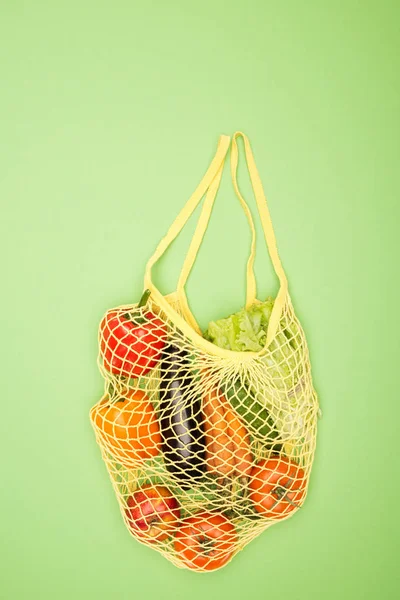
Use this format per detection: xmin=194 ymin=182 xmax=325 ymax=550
xmin=159 ymin=344 xmax=205 ymax=487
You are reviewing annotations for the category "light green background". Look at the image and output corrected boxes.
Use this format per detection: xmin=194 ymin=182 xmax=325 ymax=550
xmin=1 ymin=1 xmax=399 ymax=599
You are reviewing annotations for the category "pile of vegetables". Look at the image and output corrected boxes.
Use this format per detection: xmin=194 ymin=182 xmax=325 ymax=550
xmin=91 ymin=291 xmax=308 ymax=571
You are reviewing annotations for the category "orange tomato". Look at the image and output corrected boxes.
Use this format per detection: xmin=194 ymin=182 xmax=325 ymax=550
xmin=90 ymin=388 xmax=161 ymax=466
xmin=249 ymin=456 xmax=306 ymax=519
xmin=174 ymin=512 xmax=237 ymax=571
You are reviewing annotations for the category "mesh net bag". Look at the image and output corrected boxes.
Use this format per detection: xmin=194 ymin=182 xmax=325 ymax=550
xmin=90 ymin=132 xmax=319 ymax=572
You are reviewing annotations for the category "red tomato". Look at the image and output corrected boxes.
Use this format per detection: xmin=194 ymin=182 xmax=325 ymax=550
xmin=174 ymin=512 xmax=237 ymax=571
xmin=90 ymin=388 xmax=161 ymax=466
xmin=100 ymin=309 xmax=166 ymax=378
xmin=125 ymin=485 xmax=180 ymax=543
xmin=249 ymin=456 xmax=306 ymax=519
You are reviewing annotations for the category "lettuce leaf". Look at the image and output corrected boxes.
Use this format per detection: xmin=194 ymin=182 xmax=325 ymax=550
xmin=204 ymin=298 xmax=274 ymax=352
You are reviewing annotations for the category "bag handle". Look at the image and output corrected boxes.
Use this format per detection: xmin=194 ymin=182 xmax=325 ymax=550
xmin=176 ymin=133 xmax=288 ymax=321
xmin=175 ymin=156 xmax=227 ymax=333
xmin=144 ymin=135 xmax=231 ymax=291
xmin=147 ymin=134 xmax=259 ymax=334
xmin=176 ymin=144 xmax=258 ymax=313
xmin=145 ymin=133 xmax=287 ymax=341
xmin=231 ymin=132 xmax=288 ymax=298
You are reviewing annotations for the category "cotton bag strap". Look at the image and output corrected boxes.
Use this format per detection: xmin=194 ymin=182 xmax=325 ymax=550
xmin=178 ymin=132 xmax=288 ymax=339
xmin=230 ymin=131 xmax=288 ymax=298
xmin=145 ymin=135 xmax=260 ymax=302
xmin=144 ymin=132 xmax=288 ymax=344
xmin=177 ymin=141 xmax=259 ymax=311
xmin=144 ymin=135 xmax=231 ymax=292
xmin=175 ymin=155 xmax=228 ymax=333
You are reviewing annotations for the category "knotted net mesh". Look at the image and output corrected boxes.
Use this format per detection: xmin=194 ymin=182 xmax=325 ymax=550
xmin=90 ymin=291 xmax=319 ymax=572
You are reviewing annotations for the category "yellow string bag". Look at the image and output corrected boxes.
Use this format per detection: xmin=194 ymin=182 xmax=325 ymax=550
xmin=90 ymin=133 xmax=319 ymax=572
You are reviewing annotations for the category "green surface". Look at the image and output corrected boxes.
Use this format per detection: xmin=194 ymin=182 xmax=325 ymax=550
xmin=1 ymin=1 xmax=399 ymax=599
